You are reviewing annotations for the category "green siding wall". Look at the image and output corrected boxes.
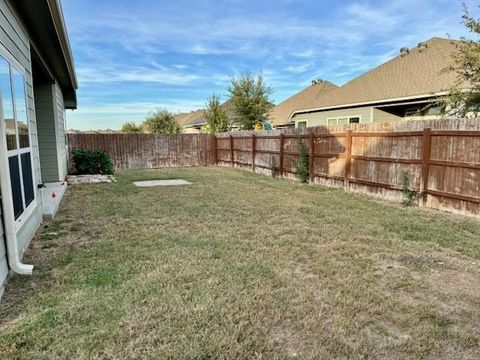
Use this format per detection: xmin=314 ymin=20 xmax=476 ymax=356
xmin=292 ymin=106 xmax=373 ymax=127
xmin=35 ymin=83 xmax=68 ymax=183
xmin=373 ymin=108 xmax=402 ymax=123
xmin=55 ymin=83 xmax=67 ymax=180
xmin=35 ymin=84 xmax=59 ymax=182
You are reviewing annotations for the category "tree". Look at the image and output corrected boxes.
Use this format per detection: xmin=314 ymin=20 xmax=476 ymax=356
xmin=204 ymin=94 xmax=229 ymax=133
xmin=142 ymin=108 xmax=181 ymax=134
xmin=121 ymin=122 xmax=142 ymax=134
xmin=442 ymin=5 xmax=480 ymax=117
xmin=227 ymin=72 xmax=273 ymax=130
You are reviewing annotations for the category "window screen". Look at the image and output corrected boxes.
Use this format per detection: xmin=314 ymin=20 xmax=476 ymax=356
xmin=21 ymin=153 xmax=34 ymax=206
xmin=9 ymin=156 xmax=24 ymax=219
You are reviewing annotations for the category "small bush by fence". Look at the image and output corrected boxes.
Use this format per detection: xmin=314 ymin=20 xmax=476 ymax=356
xmin=67 ymin=118 xmax=480 ymax=218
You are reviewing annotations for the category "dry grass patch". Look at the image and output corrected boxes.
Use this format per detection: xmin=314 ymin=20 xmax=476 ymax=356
xmin=0 ymin=167 xmax=479 ymax=359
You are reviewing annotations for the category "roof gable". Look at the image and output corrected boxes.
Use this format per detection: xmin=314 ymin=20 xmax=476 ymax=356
xmin=269 ymin=80 xmax=338 ymax=126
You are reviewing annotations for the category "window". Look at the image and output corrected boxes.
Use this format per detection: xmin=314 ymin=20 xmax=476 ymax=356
xmin=0 ymin=55 xmax=35 ymax=221
xmin=297 ymin=120 xmax=307 ymax=129
xmin=327 ymin=116 xmax=361 ymax=125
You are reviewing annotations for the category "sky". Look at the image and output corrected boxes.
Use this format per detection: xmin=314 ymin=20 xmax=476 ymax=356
xmin=62 ymin=0 xmax=478 ymax=130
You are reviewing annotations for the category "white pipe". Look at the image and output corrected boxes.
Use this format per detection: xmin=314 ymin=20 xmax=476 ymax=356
xmin=0 ymin=138 xmax=34 ymax=274
xmin=0 ymin=169 xmax=34 ymax=275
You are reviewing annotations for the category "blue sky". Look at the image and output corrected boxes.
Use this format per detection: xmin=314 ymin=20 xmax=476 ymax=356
xmin=62 ymin=0 xmax=477 ymax=130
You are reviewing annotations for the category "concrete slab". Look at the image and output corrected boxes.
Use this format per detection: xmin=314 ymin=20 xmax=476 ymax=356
xmin=67 ymin=175 xmax=117 ymax=185
xmin=133 ymin=179 xmax=192 ymax=187
xmin=41 ymin=182 xmax=68 ymax=220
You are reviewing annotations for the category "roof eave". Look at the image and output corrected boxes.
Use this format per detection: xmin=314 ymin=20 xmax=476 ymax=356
xmin=47 ymin=0 xmax=78 ymax=90
xmin=290 ymin=91 xmax=451 ymax=119
xmin=13 ymin=0 xmax=78 ymax=109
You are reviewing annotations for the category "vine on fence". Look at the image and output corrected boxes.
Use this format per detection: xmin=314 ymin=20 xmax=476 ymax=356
xmin=270 ymin=156 xmax=278 ymax=178
xmin=296 ymin=139 xmax=309 ymax=183
xmin=400 ymin=171 xmax=418 ymax=207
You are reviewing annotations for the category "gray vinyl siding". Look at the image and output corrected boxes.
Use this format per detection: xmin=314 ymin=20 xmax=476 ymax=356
xmin=36 ymin=83 xmax=68 ymax=182
xmin=35 ymin=84 xmax=59 ymax=182
xmin=292 ymin=106 xmax=373 ymax=127
xmin=54 ymin=83 xmax=67 ymax=179
xmin=373 ymin=108 xmax=402 ymax=123
xmin=0 ymin=0 xmax=43 ymax=294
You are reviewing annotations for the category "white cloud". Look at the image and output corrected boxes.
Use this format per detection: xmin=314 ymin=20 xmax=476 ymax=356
xmin=62 ymin=0 xmax=478 ymax=129
xmin=77 ymin=65 xmax=200 ymax=85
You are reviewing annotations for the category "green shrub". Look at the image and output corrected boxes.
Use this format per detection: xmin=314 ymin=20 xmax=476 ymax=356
xmin=296 ymin=139 xmax=309 ymax=183
xmin=400 ymin=170 xmax=418 ymax=207
xmin=71 ymin=148 xmax=114 ymax=175
xmin=271 ymin=156 xmax=278 ymax=178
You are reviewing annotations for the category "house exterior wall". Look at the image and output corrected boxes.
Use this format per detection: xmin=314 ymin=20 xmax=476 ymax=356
xmin=292 ymin=104 xmax=442 ymax=128
xmin=35 ymin=83 xmax=68 ymax=182
xmin=0 ymin=0 xmax=43 ymax=295
xmin=35 ymin=84 xmax=58 ymax=182
xmin=372 ymin=108 xmax=402 ymax=123
xmin=54 ymin=83 xmax=67 ymax=179
xmin=292 ymin=106 xmax=373 ymax=127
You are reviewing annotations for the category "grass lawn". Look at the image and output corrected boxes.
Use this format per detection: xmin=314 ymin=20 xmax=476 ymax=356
xmin=1 ymin=167 xmax=480 ymax=359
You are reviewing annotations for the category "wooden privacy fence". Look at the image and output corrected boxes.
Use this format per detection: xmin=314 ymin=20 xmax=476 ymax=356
xmin=67 ymin=133 xmax=216 ymax=170
xmin=215 ymin=119 xmax=480 ymax=217
xmin=67 ymin=119 xmax=480 ymax=217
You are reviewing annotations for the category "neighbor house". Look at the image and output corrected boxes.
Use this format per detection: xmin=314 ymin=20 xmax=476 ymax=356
xmin=0 ymin=0 xmax=77 ymax=298
xmin=175 ymin=109 xmax=206 ymax=133
xmin=269 ymin=80 xmax=338 ymax=128
xmin=272 ymin=38 xmax=467 ymax=128
xmin=177 ymin=100 xmax=275 ymax=132
xmin=175 ymin=102 xmax=237 ymax=133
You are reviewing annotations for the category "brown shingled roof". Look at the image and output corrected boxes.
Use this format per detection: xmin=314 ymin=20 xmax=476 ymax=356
xmin=293 ymin=38 xmax=468 ymax=117
xmin=175 ymin=110 xmax=205 ymax=128
xmin=269 ymin=80 xmax=339 ymax=126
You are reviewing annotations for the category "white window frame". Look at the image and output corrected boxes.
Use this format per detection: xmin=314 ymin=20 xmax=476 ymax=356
xmin=327 ymin=115 xmax=362 ymax=125
xmin=0 ymin=45 xmax=37 ymax=232
xmin=296 ymin=120 xmax=308 ymax=129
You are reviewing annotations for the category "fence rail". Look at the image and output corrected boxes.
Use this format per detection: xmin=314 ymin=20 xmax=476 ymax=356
xmin=67 ymin=118 xmax=480 ymax=218
xmin=215 ymin=122 xmax=480 ymax=218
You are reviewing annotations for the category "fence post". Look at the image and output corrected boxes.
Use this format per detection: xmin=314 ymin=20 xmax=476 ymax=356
xmin=309 ymin=132 xmax=314 ymax=183
xmin=279 ymin=133 xmax=284 ymax=177
xmin=421 ymin=128 xmax=432 ymax=206
xmin=212 ymin=134 xmax=218 ymax=165
xmin=344 ymin=130 xmax=353 ymax=189
xmin=230 ymin=135 xmax=234 ymax=168
xmin=252 ymin=134 xmax=256 ymax=173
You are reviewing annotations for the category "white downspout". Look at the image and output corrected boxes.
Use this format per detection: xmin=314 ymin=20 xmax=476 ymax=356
xmin=0 ymin=146 xmax=34 ymax=275
xmin=0 ymin=164 xmax=33 ymax=275
xmin=0 ymin=182 xmax=34 ymax=275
